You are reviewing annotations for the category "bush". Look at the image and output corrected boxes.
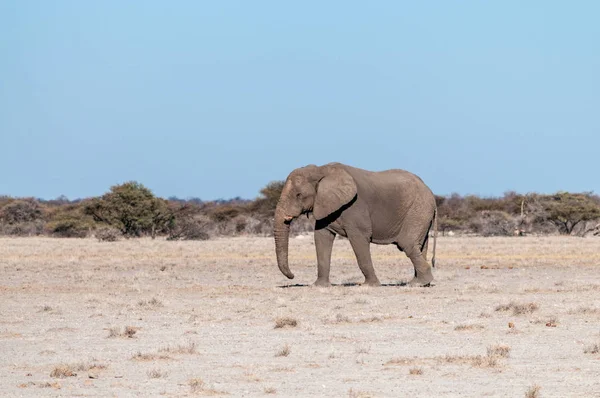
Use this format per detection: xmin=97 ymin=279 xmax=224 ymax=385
xmin=95 ymin=227 xmax=121 ymax=242
xmin=0 ymin=221 xmax=45 ymax=236
xmin=167 ymin=215 xmax=211 ymax=241
xmin=0 ymin=198 xmax=44 ymax=224
xmin=46 ymin=218 xmax=91 ymax=238
xmin=44 ymin=204 xmax=94 ymax=238
xmin=84 ymin=182 xmax=170 ymax=237
xmin=470 ymin=211 xmax=517 ymax=237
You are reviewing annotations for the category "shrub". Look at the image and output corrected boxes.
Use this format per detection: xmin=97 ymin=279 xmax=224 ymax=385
xmin=0 ymin=221 xmax=45 ymax=236
xmin=84 ymin=182 xmax=170 ymax=237
xmin=45 ymin=205 xmax=94 ymax=238
xmin=538 ymin=192 xmax=600 ymax=235
xmin=95 ymin=227 xmax=121 ymax=242
xmin=167 ymin=218 xmax=210 ymax=240
xmin=470 ymin=211 xmax=517 ymax=236
xmin=0 ymin=198 xmax=44 ymax=224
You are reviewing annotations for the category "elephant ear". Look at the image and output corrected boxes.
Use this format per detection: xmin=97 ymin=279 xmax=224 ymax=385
xmin=313 ymin=167 xmax=358 ymax=221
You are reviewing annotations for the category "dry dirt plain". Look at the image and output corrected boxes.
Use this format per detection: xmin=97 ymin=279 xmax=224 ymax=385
xmin=1 ymin=235 xmax=599 ymax=397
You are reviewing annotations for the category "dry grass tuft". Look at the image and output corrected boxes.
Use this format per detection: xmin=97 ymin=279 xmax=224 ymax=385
xmin=487 ymin=344 xmax=511 ymax=358
xmin=359 ymin=316 xmax=383 ymax=323
xmin=147 ymin=368 xmax=168 ymax=379
xmin=264 ymin=387 xmax=277 ymax=394
xmin=131 ymin=351 xmax=171 ymax=361
xmin=189 ymin=378 xmax=205 ymax=393
xmin=584 ymin=343 xmax=599 ymax=354
xmin=496 ymin=302 xmax=539 ymax=316
xmin=38 ymin=381 xmax=62 ymax=389
xmin=107 ymin=326 xmax=138 ymax=338
xmin=525 ymin=384 xmax=541 ymax=398
xmin=334 ymin=313 xmax=351 ymax=323
xmin=385 ymin=357 xmax=418 ymax=366
xmin=454 ymin=323 xmax=485 ymax=331
xmin=274 ymin=317 xmax=298 ymax=329
xmin=189 ymin=378 xmax=229 ymax=395
xmin=439 ymin=347 xmax=509 ymax=368
xmin=275 ymin=344 xmax=291 ymax=357
xmin=159 ymin=339 xmax=197 ymax=355
xmin=568 ymin=306 xmax=600 ymax=315
xmin=348 ymin=388 xmax=374 ymax=398
xmin=138 ymin=297 xmax=164 ymax=308
xmin=50 ymin=361 xmax=106 ymax=378
xmin=409 ymin=367 xmax=424 ymax=375
xmin=471 ymin=354 xmax=499 ymax=368
xmin=50 ymin=364 xmax=76 ymax=378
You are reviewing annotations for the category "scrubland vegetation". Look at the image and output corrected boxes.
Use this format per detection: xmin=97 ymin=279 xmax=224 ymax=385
xmin=1 ymin=181 xmax=599 ymax=240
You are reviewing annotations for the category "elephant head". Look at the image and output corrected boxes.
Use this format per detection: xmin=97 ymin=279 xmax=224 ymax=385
xmin=274 ymin=164 xmax=358 ymax=279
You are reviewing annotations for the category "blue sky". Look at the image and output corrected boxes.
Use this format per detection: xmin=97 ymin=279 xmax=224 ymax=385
xmin=1 ymin=1 xmax=598 ymax=200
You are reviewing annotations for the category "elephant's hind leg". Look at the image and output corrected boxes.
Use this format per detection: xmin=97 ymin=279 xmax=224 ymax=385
xmin=399 ymin=243 xmax=433 ymax=287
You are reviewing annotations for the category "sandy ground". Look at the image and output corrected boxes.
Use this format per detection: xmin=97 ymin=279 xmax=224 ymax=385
xmin=1 ymin=235 xmax=599 ymax=397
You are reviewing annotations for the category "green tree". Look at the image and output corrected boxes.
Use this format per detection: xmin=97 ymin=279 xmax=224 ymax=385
xmin=540 ymin=192 xmax=600 ymax=235
xmin=84 ymin=182 xmax=170 ymax=237
xmin=250 ymin=180 xmax=284 ymax=217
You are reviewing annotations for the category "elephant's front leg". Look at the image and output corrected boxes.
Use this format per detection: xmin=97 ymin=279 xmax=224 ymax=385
xmin=348 ymin=234 xmax=381 ymax=287
xmin=313 ymin=228 xmax=336 ymax=287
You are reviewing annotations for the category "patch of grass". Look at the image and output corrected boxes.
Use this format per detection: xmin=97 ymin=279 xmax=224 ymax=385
xmin=274 ymin=317 xmax=298 ymax=329
xmin=147 ymin=368 xmax=168 ymax=379
xmin=409 ymin=367 xmax=424 ymax=375
xmin=439 ymin=349 xmax=506 ymax=368
xmin=358 ymin=316 xmax=382 ymax=323
xmin=495 ymin=302 xmax=539 ymax=316
xmin=38 ymin=382 xmax=61 ymax=389
xmin=158 ymin=339 xmax=197 ymax=355
xmin=264 ymin=387 xmax=277 ymax=394
xmin=454 ymin=323 xmax=485 ymax=331
xmin=384 ymin=357 xmax=418 ymax=366
xmin=50 ymin=364 xmax=76 ymax=378
xmin=275 ymin=344 xmax=291 ymax=357
xmin=487 ymin=344 xmax=511 ymax=358
xmin=584 ymin=343 xmax=599 ymax=354
xmin=471 ymin=354 xmax=499 ymax=368
xmin=189 ymin=378 xmax=204 ymax=393
xmin=131 ymin=351 xmax=171 ymax=361
xmin=355 ymin=345 xmax=370 ymax=354
xmin=334 ymin=314 xmax=351 ymax=323
xmin=138 ymin=297 xmax=164 ymax=308
xmin=568 ymin=306 xmax=600 ymax=315
xmin=525 ymin=384 xmax=541 ymax=398
xmin=348 ymin=388 xmax=374 ymax=398
xmin=107 ymin=325 xmax=138 ymax=338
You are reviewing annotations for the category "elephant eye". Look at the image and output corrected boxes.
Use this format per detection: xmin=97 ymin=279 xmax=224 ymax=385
xmin=296 ymin=192 xmax=302 ymax=198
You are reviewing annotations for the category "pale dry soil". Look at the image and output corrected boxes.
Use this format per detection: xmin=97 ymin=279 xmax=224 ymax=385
xmin=1 ymin=236 xmax=599 ymax=397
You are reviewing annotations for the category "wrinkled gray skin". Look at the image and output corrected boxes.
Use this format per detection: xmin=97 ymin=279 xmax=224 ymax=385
xmin=274 ymin=162 xmax=437 ymax=287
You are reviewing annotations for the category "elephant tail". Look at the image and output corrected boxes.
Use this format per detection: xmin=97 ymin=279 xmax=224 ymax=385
xmin=431 ymin=209 xmax=438 ymax=268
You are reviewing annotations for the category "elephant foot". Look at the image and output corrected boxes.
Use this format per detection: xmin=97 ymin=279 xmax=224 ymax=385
xmin=362 ymin=278 xmax=381 ymax=287
xmin=312 ymin=279 xmax=332 ymax=288
xmin=408 ymin=276 xmax=433 ymax=287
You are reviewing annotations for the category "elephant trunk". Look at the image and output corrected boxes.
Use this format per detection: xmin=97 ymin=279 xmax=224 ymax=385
xmin=274 ymin=205 xmax=294 ymax=279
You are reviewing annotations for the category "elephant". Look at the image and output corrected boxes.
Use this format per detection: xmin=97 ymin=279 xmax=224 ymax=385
xmin=274 ymin=162 xmax=438 ymax=287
